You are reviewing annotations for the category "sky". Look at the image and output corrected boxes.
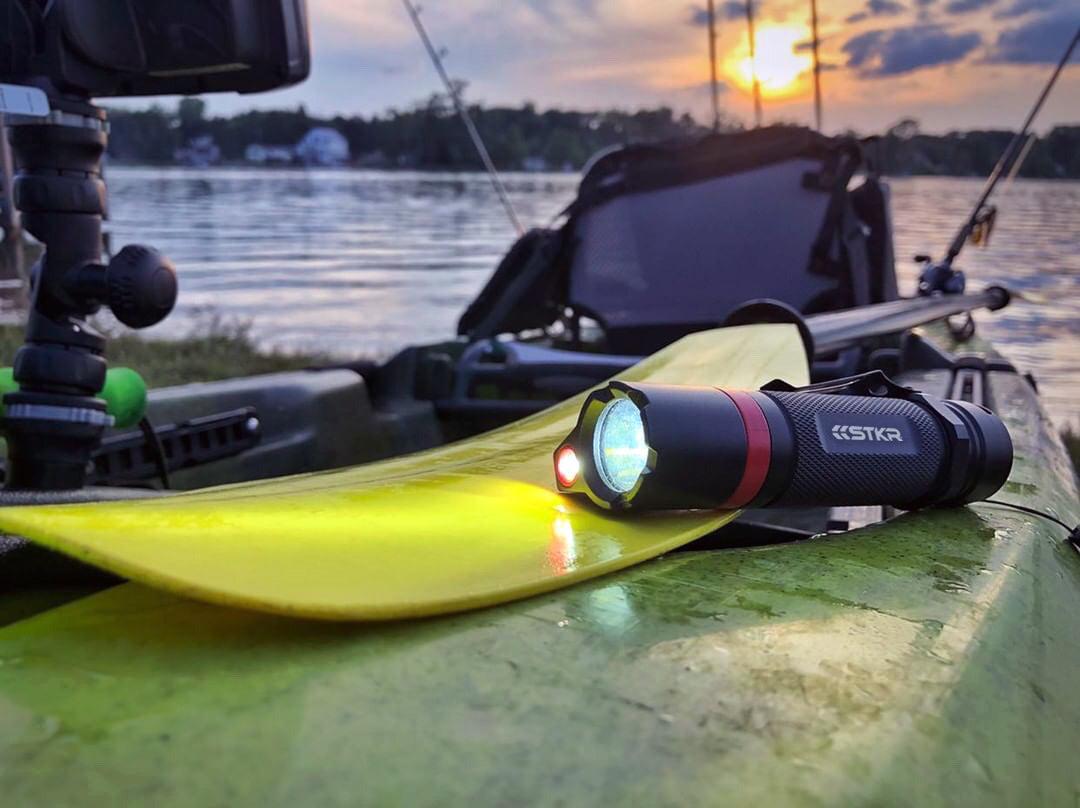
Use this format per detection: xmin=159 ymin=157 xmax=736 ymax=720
xmin=193 ymin=0 xmax=1080 ymax=134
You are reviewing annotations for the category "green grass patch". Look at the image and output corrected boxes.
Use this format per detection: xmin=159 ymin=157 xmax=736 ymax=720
xmin=0 ymin=315 xmax=330 ymax=389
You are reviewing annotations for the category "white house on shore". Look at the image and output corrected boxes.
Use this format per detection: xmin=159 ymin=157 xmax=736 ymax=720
xmin=243 ymin=127 xmax=351 ymax=168
xmin=294 ymin=128 xmax=350 ymax=167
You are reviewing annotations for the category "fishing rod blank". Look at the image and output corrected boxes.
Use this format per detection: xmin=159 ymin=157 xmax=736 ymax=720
xmin=707 ymin=0 xmax=721 ymax=132
xmin=400 ymin=0 xmax=525 ymax=237
xmin=745 ymin=0 xmax=763 ymax=128
xmin=1002 ymin=133 xmax=1037 ymax=191
xmin=807 ymin=287 xmax=1010 ymax=355
xmin=810 ymin=0 xmax=823 ymax=132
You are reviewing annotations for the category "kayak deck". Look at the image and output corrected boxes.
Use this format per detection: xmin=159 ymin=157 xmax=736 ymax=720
xmin=0 ymin=336 xmax=1076 ymax=806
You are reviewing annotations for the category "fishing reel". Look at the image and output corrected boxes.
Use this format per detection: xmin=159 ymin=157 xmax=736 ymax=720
xmin=916 ymin=203 xmax=997 ymax=298
xmin=916 ymin=257 xmax=966 ymax=297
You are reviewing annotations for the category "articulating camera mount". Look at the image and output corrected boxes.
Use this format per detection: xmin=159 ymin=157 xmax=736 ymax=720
xmin=3 ymin=96 xmax=177 ymax=490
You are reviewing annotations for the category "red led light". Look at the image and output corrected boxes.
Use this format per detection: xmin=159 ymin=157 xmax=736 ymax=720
xmin=555 ymin=446 xmax=581 ymax=487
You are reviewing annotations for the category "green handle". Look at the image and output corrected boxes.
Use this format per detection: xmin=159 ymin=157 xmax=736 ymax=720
xmin=100 ymin=368 xmax=148 ymax=428
xmin=0 ymin=367 xmax=147 ymax=428
xmin=0 ymin=368 xmax=14 ymax=402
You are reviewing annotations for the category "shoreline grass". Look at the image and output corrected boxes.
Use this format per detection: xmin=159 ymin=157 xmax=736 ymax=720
xmin=0 ymin=319 xmax=328 ymax=389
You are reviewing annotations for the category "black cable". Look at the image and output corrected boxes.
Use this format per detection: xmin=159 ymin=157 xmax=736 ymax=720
xmin=137 ymin=416 xmax=171 ymax=490
xmin=982 ymin=498 xmax=1079 ymax=549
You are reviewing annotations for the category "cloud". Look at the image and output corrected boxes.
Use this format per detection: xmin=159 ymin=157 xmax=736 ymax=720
xmin=720 ymin=1 xmax=749 ymax=21
xmin=843 ymin=25 xmax=982 ymax=76
xmin=845 ymin=0 xmax=908 ymax=24
xmin=687 ymin=2 xmax=748 ymax=27
xmin=985 ymin=10 xmax=1080 ymax=62
xmin=944 ymin=0 xmax=997 ymax=13
xmin=870 ymin=0 xmax=909 ymax=14
xmin=521 ymin=0 xmax=603 ymax=26
xmin=993 ymin=0 xmax=1062 ymax=19
xmin=913 ymin=0 xmax=937 ymax=20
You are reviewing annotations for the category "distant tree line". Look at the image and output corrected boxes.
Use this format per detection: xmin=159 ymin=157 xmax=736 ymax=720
xmin=104 ymin=97 xmax=1080 ymax=179
xmin=874 ymin=118 xmax=1080 ymax=179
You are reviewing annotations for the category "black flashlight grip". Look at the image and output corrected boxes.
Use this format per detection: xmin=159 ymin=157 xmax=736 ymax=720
xmin=764 ymin=391 xmax=948 ymax=508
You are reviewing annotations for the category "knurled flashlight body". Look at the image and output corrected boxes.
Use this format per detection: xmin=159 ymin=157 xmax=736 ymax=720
xmin=554 ymin=372 xmax=1013 ymax=511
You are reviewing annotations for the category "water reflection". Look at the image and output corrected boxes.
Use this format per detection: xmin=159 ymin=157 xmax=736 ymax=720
xmin=19 ymin=169 xmax=1079 ymax=425
xmin=547 ymin=514 xmax=578 ymax=575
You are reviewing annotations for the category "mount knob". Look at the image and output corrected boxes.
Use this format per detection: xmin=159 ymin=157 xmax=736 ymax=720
xmin=106 ymin=245 xmax=178 ymax=329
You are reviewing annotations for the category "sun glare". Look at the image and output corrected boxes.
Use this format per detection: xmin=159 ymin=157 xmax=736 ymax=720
xmin=728 ymin=25 xmax=811 ymax=98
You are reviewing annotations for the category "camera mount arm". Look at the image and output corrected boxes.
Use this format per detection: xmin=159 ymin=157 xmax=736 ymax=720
xmin=2 ymin=96 xmax=177 ymax=490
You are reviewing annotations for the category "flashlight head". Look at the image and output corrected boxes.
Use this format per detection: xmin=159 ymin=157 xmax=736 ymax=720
xmin=555 ymin=381 xmax=756 ymax=510
xmin=555 ymin=383 xmax=656 ymax=508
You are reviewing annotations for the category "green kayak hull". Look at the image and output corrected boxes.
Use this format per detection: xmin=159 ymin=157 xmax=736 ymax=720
xmin=0 ymin=348 xmax=1077 ymax=806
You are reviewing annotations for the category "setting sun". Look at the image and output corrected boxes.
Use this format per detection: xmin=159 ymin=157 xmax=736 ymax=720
xmin=728 ymin=25 xmax=811 ymax=98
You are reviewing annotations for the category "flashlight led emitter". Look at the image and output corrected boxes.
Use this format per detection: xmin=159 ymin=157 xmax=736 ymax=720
xmin=593 ymin=398 xmax=649 ymax=494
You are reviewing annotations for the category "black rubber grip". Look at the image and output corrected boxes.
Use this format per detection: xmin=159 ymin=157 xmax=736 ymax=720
xmin=764 ymin=391 xmax=948 ymax=508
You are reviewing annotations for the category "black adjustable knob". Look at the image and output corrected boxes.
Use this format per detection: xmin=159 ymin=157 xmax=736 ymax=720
xmin=105 ymin=245 xmax=177 ymax=328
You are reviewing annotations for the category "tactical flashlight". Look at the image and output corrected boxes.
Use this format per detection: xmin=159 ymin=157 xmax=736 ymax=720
xmin=554 ymin=372 xmax=1013 ymax=511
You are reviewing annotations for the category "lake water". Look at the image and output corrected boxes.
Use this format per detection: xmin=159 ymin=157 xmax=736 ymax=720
xmin=78 ymin=168 xmax=1080 ymax=428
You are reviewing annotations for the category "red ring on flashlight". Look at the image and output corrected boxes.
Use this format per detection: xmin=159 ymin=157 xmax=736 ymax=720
xmin=717 ymin=390 xmax=772 ymax=509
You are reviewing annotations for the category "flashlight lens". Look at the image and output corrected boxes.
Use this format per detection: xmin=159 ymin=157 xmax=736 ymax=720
xmin=594 ymin=398 xmax=648 ymax=494
xmin=555 ymin=446 xmax=581 ymax=487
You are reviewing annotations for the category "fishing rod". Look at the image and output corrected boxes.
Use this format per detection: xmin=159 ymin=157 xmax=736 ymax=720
xmin=483 ymin=289 xmax=1016 ymax=422
xmin=809 ymin=0 xmax=822 ymax=132
xmin=1002 ymin=132 xmax=1036 ymax=192
xmin=942 ymin=26 xmax=1079 ymax=267
xmin=400 ymin=0 xmax=525 ymax=237
xmin=707 ymin=0 xmax=721 ymax=132
xmin=806 ymin=286 xmax=1010 ymax=356
xmin=721 ymin=287 xmax=1011 ymax=360
xmin=745 ymin=0 xmax=763 ymax=127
